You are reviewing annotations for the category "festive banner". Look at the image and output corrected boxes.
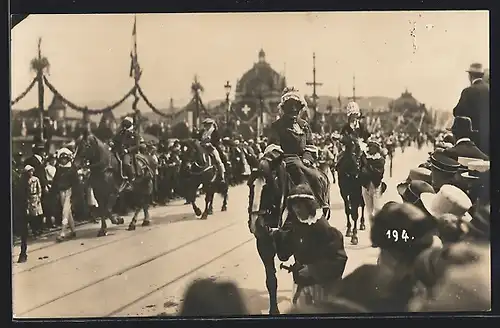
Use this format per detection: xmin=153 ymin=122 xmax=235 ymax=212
xmin=233 ymin=100 xmax=259 ymax=123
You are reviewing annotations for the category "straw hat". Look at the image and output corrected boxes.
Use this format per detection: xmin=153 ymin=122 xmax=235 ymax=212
xmin=420 ymin=184 xmax=473 ymax=222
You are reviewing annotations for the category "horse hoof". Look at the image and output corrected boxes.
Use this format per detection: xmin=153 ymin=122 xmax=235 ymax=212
xmin=207 ymin=209 xmax=213 ymax=215
xmin=200 ymin=213 xmax=208 ymax=220
xmin=142 ymin=220 xmax=151 ymax=227
xmin=194 ymin=208 xmax=202 ymax=217
xmin=360 ymin=223 xmax=366 ymax=231
xmin=221 ymin=206 xmax=227 ymax=212
xmin=17 ymin=254 xmax=27 ymax=263
xmin=346 ymin=229 xmax=352 ymax=237
xmin=351 ymin=236 xmax=359 ymax=245
xmin=128 ymin=224 xmax=136 ymax=231
xmin=269 ymin=307 xmax=280 ymax=315
xmin=97 ymin=230 xmax=108 ymax=237
xmin=117 ymin=218 xmax=125 ymax=225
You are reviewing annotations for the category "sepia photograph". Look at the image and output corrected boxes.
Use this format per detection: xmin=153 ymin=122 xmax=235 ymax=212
xmin=11 ymin=11 xmax=490 ymax=318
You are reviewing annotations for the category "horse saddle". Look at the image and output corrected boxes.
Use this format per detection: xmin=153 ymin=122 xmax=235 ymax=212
xmin=135 ymin=154 xmax=153 ymax=179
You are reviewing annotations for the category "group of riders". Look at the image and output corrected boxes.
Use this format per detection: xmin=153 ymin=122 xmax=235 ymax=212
xmin=13 ymin=85 xmax=427 ymax=311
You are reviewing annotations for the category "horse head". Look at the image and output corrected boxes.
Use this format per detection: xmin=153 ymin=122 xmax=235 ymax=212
xmin=73 ymin=132 xmax=100 ymax=170
xmin=247 ymin=160 xmax=287 ymax=238
xmin=181 ymin=139 xmax=209 ymax=173
xmin=338 ymin=135 xmax=362 ymax=174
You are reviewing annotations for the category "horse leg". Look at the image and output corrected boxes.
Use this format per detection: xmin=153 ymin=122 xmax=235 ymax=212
xmin=189 ymin=184 xmax=202 ymax=217
xmin=359 ymin=195 xmax=366 ymax=231
xmin=127 ymin=207 xmax=140 ymax=231
xmin=207 ymin=188 xmax=214 ymax=215
xmin=108 ymin=192 xmax=124 ymax=225
xmin=221 ymin=186 xmax=228 ymax=212
xmin=343 ymin=195 xmax=352 ymax=237
xmin=142 ymin=202 xmax=151 ymax=226
xmin=350 ymin=197 xmax=360 ymax=245
xmin=200 ymin=188 xmax=212 ymax=220
xmin=257 ymin=236 xmax=280 ymax=315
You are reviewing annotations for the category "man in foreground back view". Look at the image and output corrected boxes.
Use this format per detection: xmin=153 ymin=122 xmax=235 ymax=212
xmin=453 ymin=63 xmax=489 ymax=155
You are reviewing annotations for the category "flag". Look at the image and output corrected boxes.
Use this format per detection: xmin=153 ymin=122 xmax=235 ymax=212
xmin=129 ymin=16 xmax=141 ymax=79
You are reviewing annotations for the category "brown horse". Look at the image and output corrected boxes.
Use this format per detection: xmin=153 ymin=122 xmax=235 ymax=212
xmin=73 ymin=132 xmax=153 ymax=236
xmin=335 ymin=135 xmax=366 ymax=245
xmin=181 ymin=139 xmax=229 ymax=220
xmin=247 ymin=156 xmax=331 ymax=314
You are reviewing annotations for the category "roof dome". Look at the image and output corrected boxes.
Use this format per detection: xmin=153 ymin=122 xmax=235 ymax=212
xmin=392 ymin=89 xmax=420 ymax=111
xmin=235 ymin=49 xmax=286 ymax=96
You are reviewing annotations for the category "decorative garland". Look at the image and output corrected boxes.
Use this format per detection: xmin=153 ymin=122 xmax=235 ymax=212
xmin=11 ymin=77 xmax=37 ymax=105
xmin=43 ymin=75 xmax=136 ymax=115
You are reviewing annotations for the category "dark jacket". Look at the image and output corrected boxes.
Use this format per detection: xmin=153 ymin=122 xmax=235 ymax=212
xmin=442 ymin=139 xmax=489 ymax=161
xmin=52 ymin=166 xmax=79 ymax=192
xmin=275 ymin=218 xmax=348 ymax=285
xmin=452 ymin=79 xmax=489 ymax=153
xmin=111 ymin=129 xmax=140 ymax=154
xmin=340 ymin=122 xmax=371 ymax=141
xmin=267 ymin=117 xmax=315 ymax=163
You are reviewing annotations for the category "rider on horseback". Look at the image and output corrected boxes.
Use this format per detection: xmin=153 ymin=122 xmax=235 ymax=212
xmin=340 ymin=101 xmax=371 ymax=141
xmin=198 ymin=118 xmax=226 ymax=184
xmin=261 ymin=87 xmax=328 ymax=210
xmin=110 ymin=116 xmax=140 ymax=189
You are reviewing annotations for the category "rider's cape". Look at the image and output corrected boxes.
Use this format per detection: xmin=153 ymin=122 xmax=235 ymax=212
xmin=340 ymin=122 xmax=371 ymax=142
xmin=264 ymin=117 xmax=315 ymax=163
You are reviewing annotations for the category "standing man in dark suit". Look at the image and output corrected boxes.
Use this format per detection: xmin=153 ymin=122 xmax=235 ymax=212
xmin=443 ymin=116 xmax=489 ymax=161
xmin=452 ymin=63 xmax=489 ymax=155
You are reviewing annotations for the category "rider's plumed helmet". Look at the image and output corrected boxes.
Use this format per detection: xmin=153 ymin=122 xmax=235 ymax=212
xmin=277 ymin=87 xmax=307 ymax=117
xmin=346 ymin=101 xmax=361 ymax=117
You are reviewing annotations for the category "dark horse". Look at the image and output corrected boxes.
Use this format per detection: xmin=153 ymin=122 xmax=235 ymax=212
xmin=335 ymin=135 xmax=366 ymax=245
xmin=181 ymin=139 xmax=229 ymax=220
xmin=247 ymin=158 xmax=331 ymax=314
xmin=73 ymin=132 xmax=154 ymax=236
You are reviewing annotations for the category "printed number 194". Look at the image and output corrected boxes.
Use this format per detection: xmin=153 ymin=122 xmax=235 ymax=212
xmin=386 ymin=229 xmax=410 ymax=242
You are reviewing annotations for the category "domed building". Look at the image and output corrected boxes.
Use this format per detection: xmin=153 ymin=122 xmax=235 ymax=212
xmin=230 ymin=49 xmax=287 ymax=138
xmin=387 ymin=89 xmax=432 ymax=133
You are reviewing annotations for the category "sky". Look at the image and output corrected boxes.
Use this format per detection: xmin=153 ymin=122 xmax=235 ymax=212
xmin=11 ymin=11 xmax=489 ymax=113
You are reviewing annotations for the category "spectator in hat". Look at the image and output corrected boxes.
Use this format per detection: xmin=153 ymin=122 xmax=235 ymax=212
xmin=24 ymin=143 xmax=49 ymax=193
xmin=334 ymin=202 xmax=437 ymax=312
xmin=42 ymin=154 xmax=58 ymax=229
xmin=443 ymin=116 xmax=488 ymax=161
xmin=404 ymin=167 xmax=433 ymax=185
xmin=420 ymin=184 xmax=473 ymax=245
xmin=453 ymin=63 xmax=489 ymax=155
xmin=397 ymin=180 xmax=435 ymax=211
xmin=428 ymin=152 xmax=460 ymax=191
xmin=17 ymin=164 xmax=45 ymax=263
xmin=52 ymin=148 xmax=79 ymax=242
xmin=460 ymin=160 xmax=490 ymax=205
xmin=359 ymin=137 xmax=387 ymax=222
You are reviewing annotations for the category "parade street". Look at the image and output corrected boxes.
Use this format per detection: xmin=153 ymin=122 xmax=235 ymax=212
xmin=13 ymin=144 xmax=432 ymax=318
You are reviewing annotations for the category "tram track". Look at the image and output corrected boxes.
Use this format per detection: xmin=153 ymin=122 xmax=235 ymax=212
xmin=14 ymin=211 xmax=196 ymax=274
xmin=15 ymin=220 xmax=241 ymax=317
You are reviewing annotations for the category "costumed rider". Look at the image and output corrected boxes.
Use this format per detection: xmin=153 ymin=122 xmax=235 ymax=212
xmin=260 ymin=87 xmax=328 ymax=210
xmin=198 ymin=118 xmax=227 ymax=184
xmin=273 ymin=184 xmax=348 ymax=304
xmin=340 ymin=101 xmax=371 ymax=141
xmin=109 ymin=116 xmax=140 ymax=189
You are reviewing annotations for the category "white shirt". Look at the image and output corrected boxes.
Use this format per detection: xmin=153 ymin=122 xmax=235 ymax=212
xmin=45 ymin=164 xmax=56 ymax=183
xmin=456 ymin=137 xmax=471 ymax=145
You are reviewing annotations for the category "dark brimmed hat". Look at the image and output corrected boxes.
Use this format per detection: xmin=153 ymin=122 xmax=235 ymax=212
xmin=466 ymin=62 xmax=484 ymax=74
xmin=430 ymin=152 xmax=460 ymax=174
xmin=397 ymin=180 xmax=435 ymax=204
xmin=407 ymin=167 xmax=433 ymax=184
